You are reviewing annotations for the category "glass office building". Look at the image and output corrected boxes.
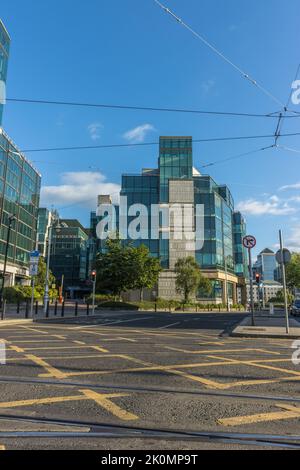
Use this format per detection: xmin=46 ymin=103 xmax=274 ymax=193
xmin=95 ymin=136 xmax=247 ymax=303
xmin=0 ymin=129 xmax=41 ymax=284
xmin=0 ymin=20 xmax=10 ymax=127
xmin=49 ymin=219 xmax=90 ymax=298
xmin=254 ymin=248 xmax=278 ymax=282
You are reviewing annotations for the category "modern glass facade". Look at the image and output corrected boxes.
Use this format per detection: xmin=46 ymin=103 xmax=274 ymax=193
xmin=233 ymin=211 xmax=248 ymax=278
xmin=94 ymin=136 xmax=247 ymax=302
xmin=120 ymin=171 xmax=159 ymax=257
xmin=49 ymin=219 xmax=90 ymax=297
xmin=0 ymin=129 xmax=41 ymax=271
xmin=0 ymin=20 xmax=10 ymax=127
xmin=159 ymin=137 xmax=192 ymax=202
xmin=254 ymin=248 xmax=277 ymax=282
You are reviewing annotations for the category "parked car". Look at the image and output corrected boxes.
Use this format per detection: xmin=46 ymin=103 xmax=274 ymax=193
xmin=290 ymin=299 xmax=300 ymax=316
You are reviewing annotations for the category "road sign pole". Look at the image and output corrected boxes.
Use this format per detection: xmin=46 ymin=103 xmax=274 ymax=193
xmin=30 ymin=276 xmax=35 ymax=318
xmin=248 ymin=247 xmax=255 ymax=326
xmin=279 ymin=230 xmax=290 ymax=334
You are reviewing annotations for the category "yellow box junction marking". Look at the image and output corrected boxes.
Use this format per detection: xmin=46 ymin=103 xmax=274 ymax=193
xmin=0 ymin=390 xmax=138 ymax=421
xmin=80 ymin=389 xmax=138 ymax=421
xmin=164 ymin=346 xmax=281 ymax=355
xmin=219 ymin=404 xmax=300 ymax=426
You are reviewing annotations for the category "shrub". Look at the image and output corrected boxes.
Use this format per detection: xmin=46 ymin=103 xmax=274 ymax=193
xmin=97 ymin=301 xmax=139 ymax=310
xmin=86 ymin=294 xmax=114 ymax=304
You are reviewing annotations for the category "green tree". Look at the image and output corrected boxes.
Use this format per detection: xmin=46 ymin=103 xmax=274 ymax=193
xmin=131 ymin=244 xmax=162 ymax=301
xmin=198 ymin=276 xmax=213 ymax=298
xmin=175 ymin=256 xmax=202 ymax=303
xmin=94 ymin=238 xmax=137 ymax=299
xmin=286 ymin=253 xmax=300 ymax=290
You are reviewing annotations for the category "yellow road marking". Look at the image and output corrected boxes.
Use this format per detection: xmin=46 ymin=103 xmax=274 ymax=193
xmin=25 ymin=354 xmax=68 ymax=379
xmin=73 ymin=341 xmax=86 ymax=345
xmin=80 ymin=389 xmax=138 ymax=421
xmin=164 ymin=346 xmax=280 ymax=355
xmin=0 ymin=394 xmax=86 ymax=408
xmin=10 ymin=340 xmax=64 ymax=344
xmin=0 ymin=390 xmax=138 ymax=421
xmin=20 ymin=345 xmax=109 ymax=353
xmin=208 ymin=354 xmax=300 ymax=377
xmin=91 ymin=346 xmax=109 ymax=353
xmin=19 ymin=326 xmax=49 ymax=334
xmin=219 ymin=404 xmax=300 ymax=426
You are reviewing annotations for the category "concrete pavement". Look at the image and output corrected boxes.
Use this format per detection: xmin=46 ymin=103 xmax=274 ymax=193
xmin=231 ymin=314 xmax=300 ymax=339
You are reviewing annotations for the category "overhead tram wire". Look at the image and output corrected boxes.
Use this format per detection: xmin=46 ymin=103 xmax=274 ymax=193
xmin=20 ymin=131 xmax=300 ymax=154
xmin=199 ymin=145 xmax=274 ymax=169
xmin=5 ymin=97 xmax=299 ymax=119
xmin=274 ymin=63 xmax=300 ymax=146
xmin=153 ymin=0 xmax=286 ymax=109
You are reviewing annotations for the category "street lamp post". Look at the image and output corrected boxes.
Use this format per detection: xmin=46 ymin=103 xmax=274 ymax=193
xmin=0 ymin=214 xmax=16 ymax=309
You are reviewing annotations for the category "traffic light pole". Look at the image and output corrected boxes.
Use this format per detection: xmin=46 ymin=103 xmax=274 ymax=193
xmin=92 ymin=271 xmax=97 ymax=315
xmin=248 ymin=248 xmax=255 ymax=326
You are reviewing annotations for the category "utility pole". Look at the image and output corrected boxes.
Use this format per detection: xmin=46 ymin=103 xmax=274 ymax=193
xmin=44 ymin=216 xmax=53 ymax=313
xmin=91 ymin=270 xmax=97 ymax=315
xmin=279 ymin=230 xmax=289 ymax=334
xmin=0 ymin=214 xmax=16 ymax=310
xmin=243 ymin=235 xmax=257 ymax=326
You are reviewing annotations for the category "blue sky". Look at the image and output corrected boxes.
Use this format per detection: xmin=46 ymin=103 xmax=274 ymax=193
xmin=1 ymin=0 xmax=300 ymax=258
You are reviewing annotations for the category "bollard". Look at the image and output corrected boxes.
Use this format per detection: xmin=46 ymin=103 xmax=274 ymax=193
xmin=86 ymin=302 xmax=90 ymax=316
xmin=61 ymin=300 xmax=65 ymax=317
xmin=35 ymin=301 xmax=38 ymax=316
xmin=25 ymin=300 xmax=29 ymax=319
xmin=75 ymin=301 xmax=78 ymax=317
xmin=1 ymin=300 xmax=6 ymax=320
xmin=17 ymin=301 xmax=20 ymax=314
xmin=155 ymin=302 xmax=157 ymax=313
xmin=46 ymin=301 xmax=50 ymax=318
xmin=54 ymin=301 xmax=58 ymax=316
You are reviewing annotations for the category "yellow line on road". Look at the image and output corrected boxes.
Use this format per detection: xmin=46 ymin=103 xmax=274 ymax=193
xmin=164 ymin=346 xmax=280 ymax=355
xmin=80 ymin=389 xmax=138 ymax=421
xmin=91 ymin=346 xmax=109 ymax=353
xmin=0 ymin=390 xmax=138 ymax=421
xmin=208 ymin=354 xmax=300 ymax=377
xmin=24 ymin=354 xmax=68 ymax=379
xmin=0 ymin=394 xmax=86 ymax=408
xmin=219 ymin=404 xmax=300 ymax=426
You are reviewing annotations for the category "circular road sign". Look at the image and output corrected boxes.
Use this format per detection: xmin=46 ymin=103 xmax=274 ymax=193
xmin=243 ymin=235 xmax=257 ymax=249
xmin=276 ymin=248 xmax=291 ymax=265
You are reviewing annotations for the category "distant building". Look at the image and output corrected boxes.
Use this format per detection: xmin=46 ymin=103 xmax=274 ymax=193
xmin=254 ymin=248 xmax=278 ymax=281
xmin=49 ymin=219 xmax=90 ymax=299
xmin=37 ymin=208 xmax=58 ymax=257
xmin=238 ymin=280 xmax=283 ymax=305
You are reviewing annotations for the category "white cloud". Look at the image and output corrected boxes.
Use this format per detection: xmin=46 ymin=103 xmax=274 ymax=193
xmin=286 ymin=225 xmax=300 ymax=251
xmin=123 ymin=124 xmax=155 ymax=143
xmin=279 ymin=182 xmax=300 ymax=191
xmin=87 ymin=122 xmax=103 ymax=141
xmin=237 ymin=195 xmax=297 ymax=216
xmin=41 ymin=171 xmax=120 ymax=209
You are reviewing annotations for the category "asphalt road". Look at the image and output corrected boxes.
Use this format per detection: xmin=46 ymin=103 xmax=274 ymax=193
xmin=0 ymin=310 xmax=299 ymax=450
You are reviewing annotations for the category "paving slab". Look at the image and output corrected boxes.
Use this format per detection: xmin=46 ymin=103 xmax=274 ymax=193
xmin=231 ymin=315 xmax=300 ymax=339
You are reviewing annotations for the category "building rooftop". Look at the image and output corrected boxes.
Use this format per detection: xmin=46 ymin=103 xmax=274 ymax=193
xmin=259 ymin=248 xmax=275 ymax=255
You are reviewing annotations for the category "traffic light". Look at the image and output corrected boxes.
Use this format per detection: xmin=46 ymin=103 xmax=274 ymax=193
xmin=91 ymin=270 xmax=96 ymax=282
xmin=255 ymin=273 xmax=260 ymax=285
